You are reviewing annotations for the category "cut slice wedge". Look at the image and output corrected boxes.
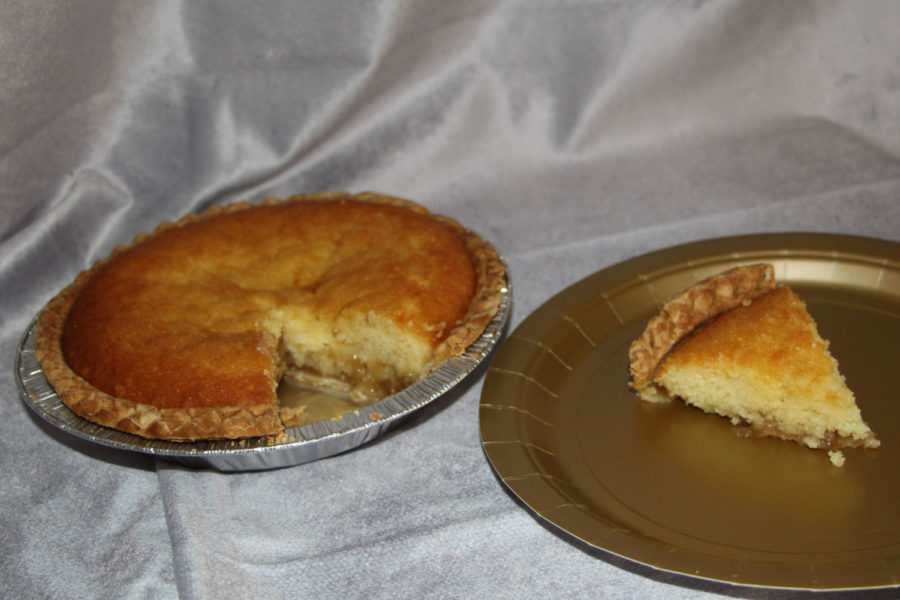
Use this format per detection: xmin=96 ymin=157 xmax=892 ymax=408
xmin=629 ymin=264 xmax=879 ymax=462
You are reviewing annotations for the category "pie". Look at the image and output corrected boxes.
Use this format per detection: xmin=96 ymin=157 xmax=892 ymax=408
xmin=34 ymin=191 xmax=506 ymax=442
xmin=629 ymin=263 xmax=879 ymax=462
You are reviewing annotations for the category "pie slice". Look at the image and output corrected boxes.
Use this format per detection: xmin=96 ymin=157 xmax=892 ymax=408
xmin=34 ymin=191 xmax=506 ymax=442
xmin=629 ymin=263 xmax=879 ymax=462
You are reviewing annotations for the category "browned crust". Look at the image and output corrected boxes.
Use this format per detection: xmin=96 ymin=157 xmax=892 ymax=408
xmin=628 ymin=263 xmax=776 ymax=395
xmin=33 ymin=191 xmax=505 ymax=441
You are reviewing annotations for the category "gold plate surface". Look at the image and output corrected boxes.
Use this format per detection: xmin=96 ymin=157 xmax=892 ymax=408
xmin=480 ymin=233 xmax=900 ymax=590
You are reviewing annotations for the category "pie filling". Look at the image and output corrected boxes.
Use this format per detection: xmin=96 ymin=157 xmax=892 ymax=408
xmin=262 ymin=306 xmax=438 ymax=426
xmin=264 ymin=305 xmax=434 ymax=404
xmin=733 ymin=420 xmax=869 ymax=451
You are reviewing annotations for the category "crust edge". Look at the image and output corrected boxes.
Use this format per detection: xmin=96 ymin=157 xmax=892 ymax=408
xmin=628 ymin=263 xmax=776 ymax=400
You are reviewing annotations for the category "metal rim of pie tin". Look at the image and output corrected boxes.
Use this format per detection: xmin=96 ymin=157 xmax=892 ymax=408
xmin=16 ymin=280 xmax=511 ymax=471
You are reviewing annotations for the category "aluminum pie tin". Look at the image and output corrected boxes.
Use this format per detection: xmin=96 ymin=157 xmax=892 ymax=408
xmin=17 ymin=282 xmax=510 ymax=471
xmin=480 ymin=233 xmax=900 ymax=591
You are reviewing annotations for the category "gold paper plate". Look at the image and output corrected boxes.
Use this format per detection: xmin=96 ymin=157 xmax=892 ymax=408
xmin=480 ymin=233 xmax=900 ymax=591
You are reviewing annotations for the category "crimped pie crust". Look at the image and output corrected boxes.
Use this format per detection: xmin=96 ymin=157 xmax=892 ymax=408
xmin=34 ymin=191 xmax=506 ymax=441
xmin=628 ymin=263 xmax=776 ymax=399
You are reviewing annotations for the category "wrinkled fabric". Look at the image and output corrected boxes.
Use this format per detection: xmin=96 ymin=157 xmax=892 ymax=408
xmin=2 ymin=1 xmax=899 ymax=598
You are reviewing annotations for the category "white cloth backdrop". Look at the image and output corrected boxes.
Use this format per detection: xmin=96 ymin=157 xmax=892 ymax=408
xmin=2 ymin=1 xmax=899 ymax=598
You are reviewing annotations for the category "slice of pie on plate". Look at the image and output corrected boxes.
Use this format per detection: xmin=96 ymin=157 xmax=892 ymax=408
xmin=629 ymin=263 xmax=879 ymax=465
xmin=34 ymin=191 xmax=506 ymax=442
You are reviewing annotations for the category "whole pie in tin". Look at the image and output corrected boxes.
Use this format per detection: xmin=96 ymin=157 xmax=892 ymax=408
xmin=34 ymin=191 xmax=506 ymax=442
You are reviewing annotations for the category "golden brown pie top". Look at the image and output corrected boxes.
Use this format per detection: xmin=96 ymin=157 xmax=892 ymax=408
xmin=628 ymin=263 xmax=776 ymax=395
xmin=34 ymin=191 xmax=506 ymax=441
xmin=659 ymin=287 xmax=831 ymax=387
